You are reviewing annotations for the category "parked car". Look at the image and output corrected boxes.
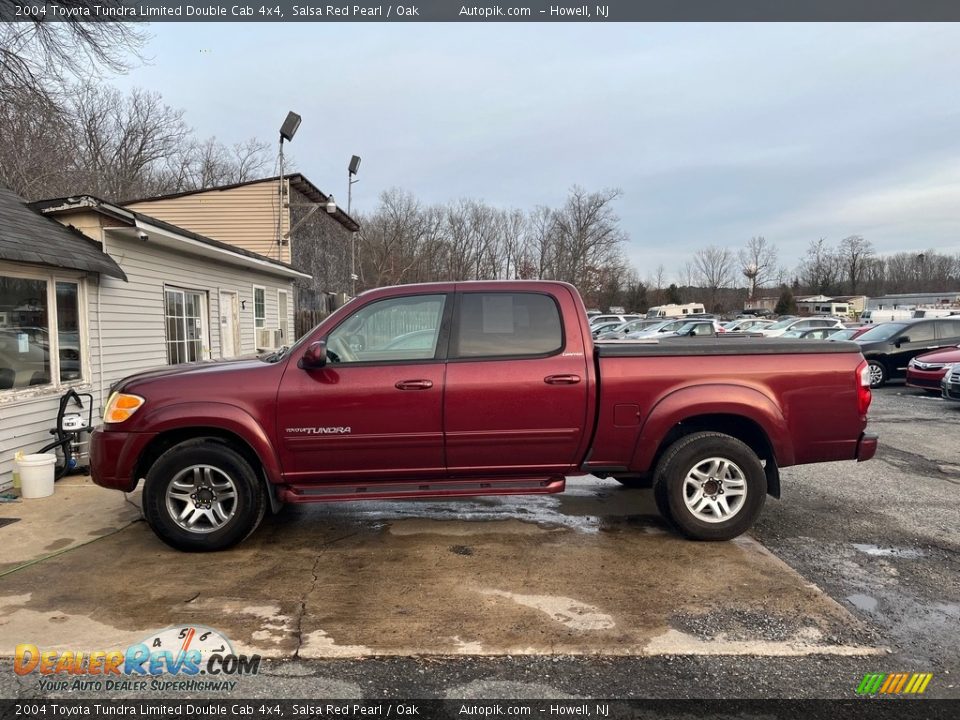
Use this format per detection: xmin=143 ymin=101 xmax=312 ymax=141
xmin=942 ymin=365 xmax=960 ymax=401
xmin=856 ymin=318 xmax=960 ymax=388
xmin=590 ymin=314 xmax=640 ymax=327
xmin=781 ymin=327 xmax=844 ymax=340
xmin=724 ymin=318 xmax=774 ymax=332
xmin=591 ymin=320 xmax=624 ymax=337
xmin=627 ymin=318 xmax=692 ymax=339
xmin=596 ymin=318 xmax=663 ymax=340
xmin=90 ymin=280 xmax=877 ymax=551
xmin=757 ymin=317 xmax=845 ymax=338
xmin=828 ymin=326 xmax=871 ymax=342
xmin=905 ymin=345 xmax=960 ymax=392
xmin=660 ymin=320 xmax=726 ymax=338
xmin=861 ymin=308 xmax=914 ymax=324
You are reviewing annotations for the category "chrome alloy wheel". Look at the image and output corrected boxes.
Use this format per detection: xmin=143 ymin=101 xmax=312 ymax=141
xmin=165 ymin=465 xmax=239 ymax=534
xmin=868 ymin=363 xmax=885 ymax=387
xmin=682 ymin=457 xmax=748 ymax=523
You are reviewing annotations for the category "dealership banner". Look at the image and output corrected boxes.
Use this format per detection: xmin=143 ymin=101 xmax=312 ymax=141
xmin=3 ymin=0 xmax=960 ymax=22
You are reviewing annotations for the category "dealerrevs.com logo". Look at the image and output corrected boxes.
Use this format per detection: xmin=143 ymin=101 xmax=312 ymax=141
xmin=14 ymin=625 xmax=260 ymax=693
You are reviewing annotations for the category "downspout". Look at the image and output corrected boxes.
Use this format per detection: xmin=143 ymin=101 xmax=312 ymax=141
xmin=97 ymin=233 xmax=107 ymax=413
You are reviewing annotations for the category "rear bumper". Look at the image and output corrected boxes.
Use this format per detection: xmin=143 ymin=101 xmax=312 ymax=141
xmin=90 ymin=426 xmax=157 ymax=492
xmin=856 ymin=432 xmax=878 ymax=462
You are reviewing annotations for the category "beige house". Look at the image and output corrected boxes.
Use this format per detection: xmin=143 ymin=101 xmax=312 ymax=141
xmin=124 ymin=175 xmax=360 ymax=312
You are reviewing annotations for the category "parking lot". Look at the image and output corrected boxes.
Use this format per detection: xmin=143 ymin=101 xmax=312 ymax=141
xmin=1 ymin=384 xmax=957 ymax=699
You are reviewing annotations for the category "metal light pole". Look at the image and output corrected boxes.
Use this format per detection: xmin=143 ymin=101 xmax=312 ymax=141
xmin=347 ymin=155 xmax=361 ymax=296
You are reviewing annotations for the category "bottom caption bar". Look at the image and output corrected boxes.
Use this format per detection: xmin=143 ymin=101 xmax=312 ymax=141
xmin=1 ymin=700 xmax=957 ymax=720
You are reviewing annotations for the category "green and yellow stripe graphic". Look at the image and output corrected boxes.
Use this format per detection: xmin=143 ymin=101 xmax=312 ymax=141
xmin=857 ymin=673 xmax=933 ymax=695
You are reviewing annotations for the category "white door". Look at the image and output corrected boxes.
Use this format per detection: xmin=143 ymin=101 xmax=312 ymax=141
xmin=219 ymin=291 xmax=239 ymax=358
xmin=278 ymin=290 xmax=290 ymax=345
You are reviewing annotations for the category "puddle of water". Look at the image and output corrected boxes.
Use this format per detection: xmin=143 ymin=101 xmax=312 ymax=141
xmin=847 ymin=594 xmax=878 ymax=612
xmin=852 ymin=543 xmax=925 ymax=559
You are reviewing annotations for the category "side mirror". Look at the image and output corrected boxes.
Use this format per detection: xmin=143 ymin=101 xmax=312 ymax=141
xmin=897 ymin=336 xmax=910 ymax=347
xmin=300 ymin=341 xmax=327 ymax=369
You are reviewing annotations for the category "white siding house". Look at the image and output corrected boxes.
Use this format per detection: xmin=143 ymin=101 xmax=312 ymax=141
xmin=0 ymin=192 xmax=310 ymax=491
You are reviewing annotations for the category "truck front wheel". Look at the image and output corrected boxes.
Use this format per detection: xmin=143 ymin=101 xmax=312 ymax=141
xmin=652 ymin=432 xmax=765 ymax=541
xmin=142 ymin=439 xmax=266 ymax=552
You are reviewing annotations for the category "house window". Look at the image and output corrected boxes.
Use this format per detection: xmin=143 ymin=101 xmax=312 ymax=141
xmin=165 ymin=288 xmax=207 ymax=364
xmin=0 ymin=273 xmax=84 ymax=391
xmin=253 ymin=287 xmax=266 ymax=329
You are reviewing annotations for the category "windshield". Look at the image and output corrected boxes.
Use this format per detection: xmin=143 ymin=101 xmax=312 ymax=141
xmin=856 ymin=323 xmax=907 ymax=342
xmin=767 ymin=317 xmax=797 ymax=330
xmin=829 ymin=329 xmax=856 ymax=341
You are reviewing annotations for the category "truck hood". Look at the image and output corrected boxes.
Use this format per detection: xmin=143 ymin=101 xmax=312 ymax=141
xmin=114 ymin=356 xmax=267 ymax=392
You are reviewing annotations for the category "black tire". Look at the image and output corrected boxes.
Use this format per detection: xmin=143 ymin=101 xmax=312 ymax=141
xmin=652 ymin=431 xmax=766 ymax=541
xmin=867 ymin=360 xmax=887 ymax=388
xmin=142 ymin=439 xmax=266 ymax=552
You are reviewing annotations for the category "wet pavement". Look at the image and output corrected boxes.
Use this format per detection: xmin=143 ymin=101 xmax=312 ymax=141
xmin=1 ymin=384 xmax=957 ymax=699
xmin=0 ymin=478 xmax=875 ymax=663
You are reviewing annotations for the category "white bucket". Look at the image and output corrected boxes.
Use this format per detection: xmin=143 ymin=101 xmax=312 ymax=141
xmin=16 ymin=453 xmax=57 ymax=499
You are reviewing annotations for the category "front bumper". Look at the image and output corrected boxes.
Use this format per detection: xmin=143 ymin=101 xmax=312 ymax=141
xmin=856 ymin=432 xmax=878 ymax=462
xmin=942 ymin=379 xmax=960 ymax=402
xmin=905 ymin=368 xmax=947 ymax=390
xmin=90 ymin=426 xmax=157 ymax=492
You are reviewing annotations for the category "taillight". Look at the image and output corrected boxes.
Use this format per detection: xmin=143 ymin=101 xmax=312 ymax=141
xmin=856 ymin=360 xmax=872 ymax=415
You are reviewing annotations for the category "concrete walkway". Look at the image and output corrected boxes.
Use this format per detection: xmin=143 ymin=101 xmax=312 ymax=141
xmin=0 ymin=477 xmax=880 ymax=661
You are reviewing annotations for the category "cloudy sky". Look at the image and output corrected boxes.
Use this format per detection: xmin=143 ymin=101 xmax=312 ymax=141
xmin=108 ymin=22 xmax=960 ymax=280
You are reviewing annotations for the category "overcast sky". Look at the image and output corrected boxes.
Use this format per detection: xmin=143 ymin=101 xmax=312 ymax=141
xmin=108 ymin=22 xmax=960 ymax=281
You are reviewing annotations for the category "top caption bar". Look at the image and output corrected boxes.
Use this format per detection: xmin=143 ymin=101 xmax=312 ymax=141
xmin=3 ymin=0 xmax=960 ymax=21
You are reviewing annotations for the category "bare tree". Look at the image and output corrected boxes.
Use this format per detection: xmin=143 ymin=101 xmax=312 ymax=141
xmin=799 ymin=238 xmax=842 ymax=295
xmin=738 ymin=235 xmax=778 ymax=300
xmin=693 ymin=245 xmax=736 ymax=312
xmin=0 ymin=3 xmax=145 ymax=101
xmin=550 ymin=186 xmax=628 ymax=294
xmin=837 ymin=235 xmax=874 ymax=295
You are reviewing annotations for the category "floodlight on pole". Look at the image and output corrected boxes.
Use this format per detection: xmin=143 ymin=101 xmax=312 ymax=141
xmin=276 ymin=111 xmax=301 ymax=251
xmin=347 ymin=155 xmax=361 ymax=296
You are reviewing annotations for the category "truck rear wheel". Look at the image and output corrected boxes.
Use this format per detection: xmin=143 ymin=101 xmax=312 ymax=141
xmin=652 ymin=432 xmax=765 ymax=541
xmin=142 ymin=439 xmax=266 ymax=552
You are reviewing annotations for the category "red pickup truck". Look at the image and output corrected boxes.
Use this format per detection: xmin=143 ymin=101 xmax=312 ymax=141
xmin=91 ymin=281 xmax=876 ymax=551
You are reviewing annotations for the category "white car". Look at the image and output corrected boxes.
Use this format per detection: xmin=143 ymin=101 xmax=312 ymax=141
xmin=627 ymin=318 xmax=693 ymax=339
xmin=590 ymin=314 xmax=640 ymax=328
xmin=723 ymin=318 xmax=774 ymax=332
xmin=758 ymin=317 xmax=845 ymax=338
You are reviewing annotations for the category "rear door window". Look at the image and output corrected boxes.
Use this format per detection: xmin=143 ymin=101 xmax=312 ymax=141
xmin=935 ymin=320 xmax=960 ymax=341
xmin=453 ymin=292 xmax=563 ymax=358
xmin=905 ymin=322 xmax=935 ymax=343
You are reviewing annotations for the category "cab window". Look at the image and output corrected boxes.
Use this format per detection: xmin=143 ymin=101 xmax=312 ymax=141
xmin=452 ymin=292 xmax=563 ymax=358
xmin=326 ymin=294 xmax=446 ymax=364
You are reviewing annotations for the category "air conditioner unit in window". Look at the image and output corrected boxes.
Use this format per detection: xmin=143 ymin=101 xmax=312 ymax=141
xmin=256 ymin=327 xmax=282 ymax=350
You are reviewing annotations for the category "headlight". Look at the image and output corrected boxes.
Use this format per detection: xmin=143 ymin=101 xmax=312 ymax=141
xmin=103 ymin=392 xmax=145 ymax=424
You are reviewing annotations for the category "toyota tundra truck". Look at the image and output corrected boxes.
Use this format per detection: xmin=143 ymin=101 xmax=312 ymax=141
xmin=90 ymin=281 xmax=877 ymax=551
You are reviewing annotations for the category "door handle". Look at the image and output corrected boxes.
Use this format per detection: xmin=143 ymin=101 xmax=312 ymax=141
xmin=544 ymin=374 xmax=581 ymax=385
xmin=395 ymin=379 xmax=434 ymax=390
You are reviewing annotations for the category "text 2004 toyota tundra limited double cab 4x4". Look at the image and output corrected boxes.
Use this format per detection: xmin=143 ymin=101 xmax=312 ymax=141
xmin=91 ymin=281 xmax=877 ymax=551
